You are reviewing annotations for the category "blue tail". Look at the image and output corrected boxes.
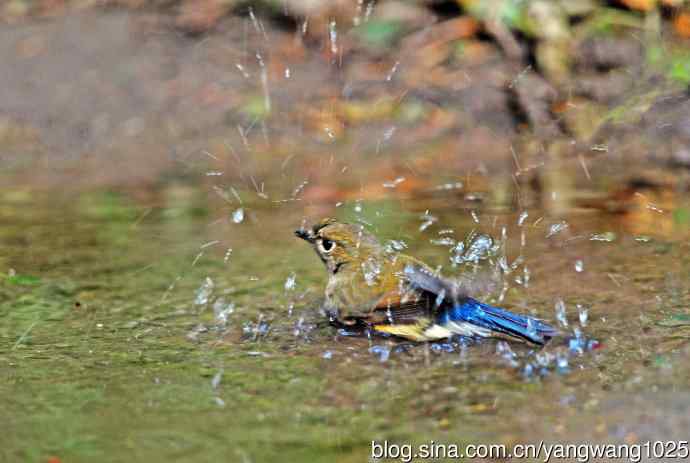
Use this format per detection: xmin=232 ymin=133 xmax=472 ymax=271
xmin=438 ymin=298 xmax=558 ymax=345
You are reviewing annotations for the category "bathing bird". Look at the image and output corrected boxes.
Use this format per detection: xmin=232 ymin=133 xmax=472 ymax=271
xmin=295 ymin=218 xmax=557 ymax=344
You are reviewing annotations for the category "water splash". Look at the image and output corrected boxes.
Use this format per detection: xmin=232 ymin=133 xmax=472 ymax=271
xmin=211 ymin=369 xmax=223 ymax=389
xmin=232 ymin=208 xmax=245 ymax=224
xmin=284 ymin=272 xmax=297 ymax=292
xmin=451 ymin=233 xmax=495 ymax=265
xmin=555 ymin=348 xmax=570 ymax=374
xmin=590 ymin=232 xmax=616 ymax=242
xmin=213 ymin=298 xmax=235 ymax=326
xmin=546 ymin=221 xmax=569 ymax=238
xmin=384 ymin=239 xmax=407 ymax=253
xmin=369 ymin=345 xmax=391 ymax=362
xmin=577 ymin=304 xmax=588 ymax=327
xmin=382 ymin=177 xmax=405 ymax=188
xmin=195 ymin=277 xmax=214 ymax=306
xmin=517 ymin=211 xmax=529 ymax=226
xmin=419 ymin=211 xmax=437 ymax=232
xmin=555 ymin=299 xmax=568 ymax=327
xmin=430 ymin=237 xmax=455 ymax=247
xmin=362 ymin=257 xmax=382 ymax=286
xmin=496 ymin=341 xmax=519 ymax=368
xmin=574 ymin=259 xmax=584 ymax=272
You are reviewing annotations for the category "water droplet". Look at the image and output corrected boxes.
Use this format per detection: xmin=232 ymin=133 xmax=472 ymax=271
xmin=322 ymin=351 xmax=333 ymax=360
xmin=522 ymin=362 xmax=535 ymax=379
xmin=496 ymin=341 xmax=519 ymax=368
xmin=546 ymin=221 xmax=569 ymax=238
xmin=568 ymin=328 xmax=585 ymax=355
xmin=430 ymin=237 xmax=455 ymax=247
xmin=211 ymin=369 xmax=223 ymax=389
xmin=419 ymin=211 xmax=437 ymax=232
xmin=195 ymin=277 xmax=214 ymax=306
xmin=452 ymin=233 xmax=494 ymax=265
xmin=329 ymin=20 xmax=338 ymax=54
xmin=361 ymin=257 xmax=382 ymax=286
xmin=384 ymin=239 xmax=407 ymax=252
xmin=213 ymin=397 xmax=226 ymax=407
xmin=555 ymin=299 xmax=568 ymax=327
xmin=369 ymin=345 xmax=390 ymax=362
xmin=213 ymin=298 xmax=234 ymax=326
xmin=382 ymin=177 xmax=405 ymax=188
xmin=590 ymin=232 xmax=616 ymax=242
xmin=232 ymin=208 xmax=244 ymax=224
xmin=517 ymin=211 xmax=529 ymax=226
xmin=555 ymin=349 xmax=570 ymax=373
xmin=577 ymin=304 xmax=588 ymax=327
xmin=574 ymin=259 xmax=584 ymax=272
xmin=284 ymin=272 xmax=297 ymax=292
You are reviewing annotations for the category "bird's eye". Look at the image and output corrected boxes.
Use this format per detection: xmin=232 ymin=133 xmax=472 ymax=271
xmin=320 ymin=239 xmax=335 ymax=253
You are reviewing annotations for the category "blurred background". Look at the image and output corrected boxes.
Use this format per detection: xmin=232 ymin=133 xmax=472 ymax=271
xmin=2 ymin=1 xmax=690 ymax=462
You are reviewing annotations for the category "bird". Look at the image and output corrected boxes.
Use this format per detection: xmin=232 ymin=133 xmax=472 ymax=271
xmin=295 ymin=218 xmax=558 ymax=345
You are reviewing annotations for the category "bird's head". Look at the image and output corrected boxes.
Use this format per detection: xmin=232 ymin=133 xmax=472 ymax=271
xmin=295 ymin=218 xmax=381 ymax=275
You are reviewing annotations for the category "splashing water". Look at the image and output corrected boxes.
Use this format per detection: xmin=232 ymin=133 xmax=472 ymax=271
xmin=451 ymin=233 xmax=495 ymax=265
xmin=496 ymin=341 xmax=519 ymax=368
xmin=517 ymin=211 xmax=529 ymax=226
xmin=555 ymin=299 xmax=568 ymax=327
xmin=574 ymin=259 xmax=584 ymax=272
xmin=284 ymin=272 xmax=297 ymax=292
xmin=382 ymin=177 xmax=405 ymax=188
xmin=369 ymin=345 xmax=390 ymax=362
xmin=590 ymin=232 xmax=616 ymax=242
xmin=329 ymin=20 xmax=338 ymax=55
xmin=546 ymin=221 xmax=569 ymax=238
xmin=213 ymin=298 xmax=235 ymax=326
xmin=195 ymin=277 xmax=214 ymax=306
xmin=242 ymin=317 xmax=270 ymax=341
xmin=362 ymin=257 xmax=382 ymax=286
xmin=419 ymin=211 xmax=437 ymax=232
xmin=384 ymin=239 xmax=407 ymax=253
xmin=211 ymin=369 xmax=223 ymax=389
xmin=430 ymin=237 xmax=455 ymax=247
xmin=577 ymin=304 xmax=588 ymax=327
xmin=569 ymin=328 xmax=586 ymax=355
xmin=232 ymin=208 xmax=245 ymax=224
xmin=555 ymin=349 xmax=570 ymax=374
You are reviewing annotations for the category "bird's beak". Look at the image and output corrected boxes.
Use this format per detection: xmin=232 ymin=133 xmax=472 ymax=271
xmin=294 ymin=228 xmax=314 ymax=242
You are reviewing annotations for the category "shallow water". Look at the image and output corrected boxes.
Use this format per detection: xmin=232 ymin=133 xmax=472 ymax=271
xmin=1 ymin=187 xmax=689 ymax=462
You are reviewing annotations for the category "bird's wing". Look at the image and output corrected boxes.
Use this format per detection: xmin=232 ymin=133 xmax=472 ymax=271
xmin=357 ymin=264 xmax=446 ymax=341
xmin=367 ymin=289 xmax=434 ymax=324
xmin=402 ymin=264 xmax=468 ymax=303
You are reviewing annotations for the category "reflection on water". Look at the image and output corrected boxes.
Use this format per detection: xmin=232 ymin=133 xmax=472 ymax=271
xmin=1 ymin=186 xmax=689 ymax=462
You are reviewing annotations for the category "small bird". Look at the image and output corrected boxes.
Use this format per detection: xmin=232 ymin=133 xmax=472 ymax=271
xmin=295 ymin=218 xmax=558 ymax=345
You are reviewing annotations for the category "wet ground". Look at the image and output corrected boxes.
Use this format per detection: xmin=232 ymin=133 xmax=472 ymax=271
xmin=1 ymin=186 xmax=689 ymax=462
xmin=2 ymin=2 xmax=690 ymax=463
